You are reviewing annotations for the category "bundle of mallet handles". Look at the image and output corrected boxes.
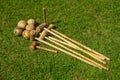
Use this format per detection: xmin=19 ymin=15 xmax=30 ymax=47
xmin=16 ymin=8 xmax=110 ymax=70
xmin=35 ymin=8 xmax=110 ymax=70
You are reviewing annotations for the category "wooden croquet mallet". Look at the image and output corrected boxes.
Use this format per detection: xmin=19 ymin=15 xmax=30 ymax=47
xmin=29 ymin=41 xmax=57 ymax=53
xmin=36 ymin=24 xmax=108 ymax=70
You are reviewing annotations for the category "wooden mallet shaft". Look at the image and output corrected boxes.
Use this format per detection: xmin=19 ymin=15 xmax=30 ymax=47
xmin=44 ymin=28 xmax=105 ymax=63
xmin=51 ymin=29 xmax=110 ymax=61
xmin=45 ymin=37 xmax=107 ymax=70
xmin=43 ymin=8 xmax=46 ymax=23
xmin=36 ymin=46 xmax=57 ymax=53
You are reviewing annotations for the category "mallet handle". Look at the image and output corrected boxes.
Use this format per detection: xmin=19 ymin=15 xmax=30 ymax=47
xmin=36 ymin=46 xmax=57 ymax=53
xmin=51 ymin=29 xmax=110 ymax=61
xmin=43 ymin=8 xmax=46 ymax=23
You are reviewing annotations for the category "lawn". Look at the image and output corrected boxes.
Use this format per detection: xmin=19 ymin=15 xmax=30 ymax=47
xmin=0 ymin=0 xmax=120 ymax=80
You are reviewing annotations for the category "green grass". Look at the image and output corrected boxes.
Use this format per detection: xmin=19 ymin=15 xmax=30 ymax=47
xmin=0 ymin=0 xmax=120 ymax=80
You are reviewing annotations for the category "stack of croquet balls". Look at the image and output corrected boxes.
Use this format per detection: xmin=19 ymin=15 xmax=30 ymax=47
xmin=14 ymin=19 xmax=35 ymax=39
xmin=14 ymin=19 xmax=57 ymax=53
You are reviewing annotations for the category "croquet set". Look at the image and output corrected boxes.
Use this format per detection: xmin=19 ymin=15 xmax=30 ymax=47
xmin=14 ymin=8 xmax=110 ymax=70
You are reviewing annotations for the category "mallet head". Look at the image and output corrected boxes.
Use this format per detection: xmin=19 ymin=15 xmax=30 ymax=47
xmin=35 ymin=23 xmax=47 ymax=36
xmin=29 ymin=41 xmax=37 ymax=51
xmin=30 ymin=30 xmax=36 ymax=41
xmin=39 ymin=24 xmax=55 ymax=40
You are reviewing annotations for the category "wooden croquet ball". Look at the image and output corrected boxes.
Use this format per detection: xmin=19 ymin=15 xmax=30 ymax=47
xmin=27 ymin=19 xmax=35 ymax=25
xmin=14 ymin=27 xmax=23 ymax=36
xmin=22 ymin=30 xmax=30 ymax=39
xmin=26 ymin=24 xmax=35 ymax=31
xmin=17 ymin=20 xmax=26 ymax=29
